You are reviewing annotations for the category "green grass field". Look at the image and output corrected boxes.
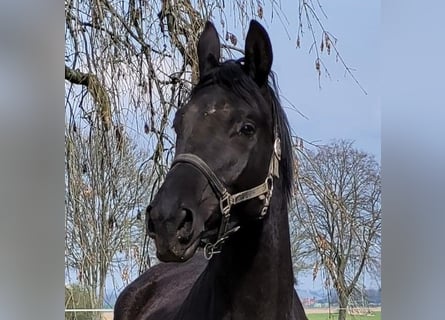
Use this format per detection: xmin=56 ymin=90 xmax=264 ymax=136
xmin=307 ymin=312 xmax=381 ymax=320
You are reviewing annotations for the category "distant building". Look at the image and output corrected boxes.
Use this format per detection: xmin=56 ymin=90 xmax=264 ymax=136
xmin=301 ymin=297 xmax=316 ymax=307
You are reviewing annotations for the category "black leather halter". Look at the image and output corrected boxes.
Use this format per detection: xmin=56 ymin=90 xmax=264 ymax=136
xmin=171 ymin=135 xmax=281 ymax=259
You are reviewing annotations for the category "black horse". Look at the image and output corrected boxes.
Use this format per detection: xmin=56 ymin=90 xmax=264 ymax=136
xmin=114 ymin=20 xmax=308 ymax=320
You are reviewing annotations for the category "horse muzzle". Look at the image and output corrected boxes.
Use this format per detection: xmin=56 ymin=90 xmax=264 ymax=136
xmin=146 ymin=205 xmax=203 ymax=262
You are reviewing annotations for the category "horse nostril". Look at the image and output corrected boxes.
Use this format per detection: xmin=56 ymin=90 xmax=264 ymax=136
xmin=177 ymin=208 xmax=194 ymax=244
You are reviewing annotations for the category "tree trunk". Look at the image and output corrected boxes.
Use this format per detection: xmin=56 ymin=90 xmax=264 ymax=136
xmin=338 ymin=293 xmax=348 ymax=320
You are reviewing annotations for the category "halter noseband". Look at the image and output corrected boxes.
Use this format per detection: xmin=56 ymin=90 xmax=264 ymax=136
xmin=171 ymin=136 xmax=281 ymax=260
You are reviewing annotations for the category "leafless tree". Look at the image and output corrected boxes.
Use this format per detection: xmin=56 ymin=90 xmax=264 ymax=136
xmin=65 ymin=120 xmax=157 ymax=311
xmin=293 ymin=140 xmax=381 ymax=320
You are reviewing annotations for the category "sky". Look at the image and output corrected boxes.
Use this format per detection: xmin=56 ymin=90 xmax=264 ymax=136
xmin=262 ymin=0 xmax=381 ymax=160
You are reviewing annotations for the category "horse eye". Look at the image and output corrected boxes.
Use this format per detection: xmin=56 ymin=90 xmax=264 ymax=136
xmin=240 ymin=123 xmax=256 ymax=136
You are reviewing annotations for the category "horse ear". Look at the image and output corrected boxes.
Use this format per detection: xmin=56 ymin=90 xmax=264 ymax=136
xmin=198 ymin=21 xmax=221 ymax=80
xmin=244 ymin=20 xmax=273 ymax=86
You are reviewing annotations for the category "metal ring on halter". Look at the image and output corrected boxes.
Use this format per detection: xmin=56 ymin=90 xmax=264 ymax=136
xmin=203 ymin=225 xmax=241 ymax=260
xmin=204 ymin=243 xmax=217 ymax=260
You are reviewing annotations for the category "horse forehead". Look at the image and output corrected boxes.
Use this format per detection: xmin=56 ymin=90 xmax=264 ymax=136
xmin=187 ymin=98 xmax=234 ymax=116
xmin=185 ymin=85 xmax=265 ymax=120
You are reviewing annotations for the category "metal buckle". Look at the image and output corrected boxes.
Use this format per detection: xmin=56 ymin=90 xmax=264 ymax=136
xmin=259 ymin=176 xmax=274 ymax=217
xmin=220 ymin=192 xmax=232 ymax=217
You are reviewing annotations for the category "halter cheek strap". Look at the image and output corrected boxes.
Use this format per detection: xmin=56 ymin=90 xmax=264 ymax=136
xmin=171 ymin=137 xmax=281 ymax=260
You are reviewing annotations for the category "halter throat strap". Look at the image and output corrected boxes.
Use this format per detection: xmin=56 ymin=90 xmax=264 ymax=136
xmin=171 ymin=137 xmax=281 ymax=259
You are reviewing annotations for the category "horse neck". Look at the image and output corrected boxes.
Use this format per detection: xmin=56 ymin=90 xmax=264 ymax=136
xmin=208 ymin=184 xmax=296 ymax=318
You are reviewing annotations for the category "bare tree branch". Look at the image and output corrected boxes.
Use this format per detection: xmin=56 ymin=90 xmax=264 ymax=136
xmin=65 ymin=65 xmax=111 ymax=131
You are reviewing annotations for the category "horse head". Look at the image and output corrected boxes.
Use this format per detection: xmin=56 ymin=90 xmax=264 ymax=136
xmin=146 ymin=20 xmax=286 ymax=262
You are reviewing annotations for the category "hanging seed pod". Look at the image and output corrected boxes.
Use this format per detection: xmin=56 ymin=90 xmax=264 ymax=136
xmin=258 ymin=5 xmax=263 ymax=19
xmin=115 ymin=126 xmax=123 ymax=150
xmin=108 ymin=215 xmax=115 ymax=231
xmin=325 ymin=33 xmax=331 ymax=55
xmin=229 ymin=33 xmax=237 ymax=46
xmin=312 ymin=260 xmax=319 ymax=281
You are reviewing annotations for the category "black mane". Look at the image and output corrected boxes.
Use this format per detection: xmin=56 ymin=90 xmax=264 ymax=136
xmin=190 ymin=59 xmax=294 ymax=202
